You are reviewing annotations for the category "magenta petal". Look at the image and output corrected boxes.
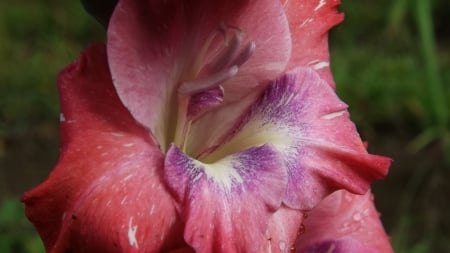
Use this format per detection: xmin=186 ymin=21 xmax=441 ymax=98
xmin=164 ymin=144 xmax=287 ymax=253
xmin=295 ymin=190 xmax=394 ymax=253
xmin=21 ymin=43 xmax=187 ymax=252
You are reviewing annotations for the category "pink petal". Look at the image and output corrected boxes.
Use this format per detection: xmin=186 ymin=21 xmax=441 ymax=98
xmin=295 ymin=190 xmax=394 ymax=253
xmin=281 ymin=0 xmax=344 ymax=87
xmin=164 ymin=144 xmax=288 ymax=253
xmin=107 ymin=0 xmax=291 ymax=148
xmin=205 ymin=68 xmax=390 ymax=210
xmin=21 ymin=43 xmax=188 ymax=252
xmin=259 ymin=206 xmax=306 ymax=253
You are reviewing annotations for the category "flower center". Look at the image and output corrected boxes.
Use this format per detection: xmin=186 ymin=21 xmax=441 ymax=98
xmin=171 ymin=23 xmax=255 ymax=155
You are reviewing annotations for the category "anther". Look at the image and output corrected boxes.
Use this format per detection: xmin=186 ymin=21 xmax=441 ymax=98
xmin=178 ymin=65 xmax=239 ymax=95
xmin=230 ymin=41 xmax=256 ymax=67
xmin=207 ymin=33 xmax=243 ymax=73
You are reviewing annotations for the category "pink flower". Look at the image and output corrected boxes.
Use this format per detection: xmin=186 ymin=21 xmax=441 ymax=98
xmin=22 ymin=0 xmax=393 ymax=252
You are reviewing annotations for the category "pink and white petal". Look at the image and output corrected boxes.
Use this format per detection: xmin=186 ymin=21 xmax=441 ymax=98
xmin=259 ymin=206 xmax=305 ymax=253
xmin=281 ymin=0 xmax=344 ymax=87
xmin=205 ymin=68 xmax=390 ymax=210
xmin=21 ymin=43 xmax=187 ymax=253
xmin=164 ymin=144 xmax=287 ymax=253
xmin=295 ymin=190 xmax=394 ymax=253
xmin=107 ymin=0 xmax=290 ymax=149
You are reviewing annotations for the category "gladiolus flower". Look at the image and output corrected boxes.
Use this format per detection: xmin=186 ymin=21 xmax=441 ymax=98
xmin=22 ymin=0 xmax=393 ymax=252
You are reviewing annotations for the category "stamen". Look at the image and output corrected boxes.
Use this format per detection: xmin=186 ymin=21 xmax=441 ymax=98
xmin=172 ymin=23 xmax=256 ymax=154
xmin=230 ymin=41 xmax=256 ymax=67
xmin=178 ymin=65 xmax=239 ymax=95
xmin=191 ymin=29 xmax=225 ymax=78
xmin=207 ymin=33 xmax=243 ymax=73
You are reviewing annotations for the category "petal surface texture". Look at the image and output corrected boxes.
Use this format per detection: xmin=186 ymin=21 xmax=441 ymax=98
xmin=296 ymin=190 xmax=394 ymax=253
xmin=259 ymin=206 xmax=306 ymax=252
xmin=205 ymin=68 xmax=391 ymax=210
xmin=281 ymin=0 xmax=344 ymax=87
xmin=108 ymin=0 xmax=291 ymax=150
xmin=164 ymin=144 xmax=287 ymax=253
xmin=21 ymin=43 xmax=189 ymax=253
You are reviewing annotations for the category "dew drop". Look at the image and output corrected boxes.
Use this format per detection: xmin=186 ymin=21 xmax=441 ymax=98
xmin=303 ymin=212 xmax=309 ymax=219
xmin=297 ymin=224 xmax=306 ymax=236
xmin=341 ymin=220 xmax=361 ymax=232
xmin=279 ymin=240 xmax=287 ymax=251
xmin=352 ymin=212 xmax=362 ymax=221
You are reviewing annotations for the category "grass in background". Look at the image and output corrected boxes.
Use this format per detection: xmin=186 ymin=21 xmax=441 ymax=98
xmin=331 ymin=0 xmax=450 ymax=252
xmin=0 ymin=0 xmax=449 ymax=252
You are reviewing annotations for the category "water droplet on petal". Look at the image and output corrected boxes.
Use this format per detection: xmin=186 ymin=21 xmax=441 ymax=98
xmin=297 ymin=224 xmax=306 ymax=236
xmin=352 ymin=212 xmax=362 ymax=221
xmin=279 ymin=240 xmax=287 ymax=251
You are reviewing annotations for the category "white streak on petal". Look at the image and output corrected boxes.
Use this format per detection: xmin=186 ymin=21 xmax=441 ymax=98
xmin=299 ymin=18 xmax=313 ymax=28
xmin=309 ymin=60 xmax=329 ymax=70
xmin=321 ymin=111 xmax=346 ymax=120
xmin=123 ymin=174 xmax=134 ymax=182
xmin=128 ymin=217 xmax=139 ymax=248
xmin=123 ymin=143 xmax=134 ymax=147
xmin=59 ymin=113 xmax=65 ymax=122
xmin=314 ymin=0 xmax=326 ymax=11
xmin=121 ymin=196 xmax=127 ymax=205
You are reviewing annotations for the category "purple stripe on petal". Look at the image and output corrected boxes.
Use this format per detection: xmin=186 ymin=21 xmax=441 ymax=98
xmin=164 ymin=144 xmax=287 ymax=253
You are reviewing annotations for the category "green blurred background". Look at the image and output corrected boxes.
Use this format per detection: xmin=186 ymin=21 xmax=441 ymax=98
xmin=0 ymin=0 xmax=448 ymax=252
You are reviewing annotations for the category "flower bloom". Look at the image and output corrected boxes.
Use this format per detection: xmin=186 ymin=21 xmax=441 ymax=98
xmin=22 ymin=0 xmax=393 ymax=252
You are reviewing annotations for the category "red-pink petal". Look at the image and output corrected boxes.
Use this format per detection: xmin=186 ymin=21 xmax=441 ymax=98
xmin=281 ymin=0 xmax=344 ymax=87
xmin=107 ymin=0 xmax=291 ymax=148
xmin=21 ymin=43 xmax=188 ymax=252
xmin=295 ymin=190 xmax=394 ymax=253
xmin=164 ymin=144 xmax=287 ymax=253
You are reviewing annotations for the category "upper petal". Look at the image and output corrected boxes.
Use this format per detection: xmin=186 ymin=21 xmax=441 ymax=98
xmin=21 ymin=43 xmax=187 ymax=253
xmin=204 ymin=68 xmax=391 ymax=210
xmin=295 ymin=190 xmax=394 ymax=253
xmin=107 ymin=0 xmax=291 ymax=149
xmin=281 ymin=0 xmax=344 ymax=87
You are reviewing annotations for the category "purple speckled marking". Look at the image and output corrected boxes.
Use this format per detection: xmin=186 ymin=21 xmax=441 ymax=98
xmin=163 ymin=144 xmax=287 ymax=253
xmin=212 ymin=67 xmax=355 ymax=210
xmin=229 ymin=144 xmax=281 ymax=192
xmin=164 ymin=143 xmax=285 ymax=199
xmin=245 ymin=71 xmax=310 ymax=129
